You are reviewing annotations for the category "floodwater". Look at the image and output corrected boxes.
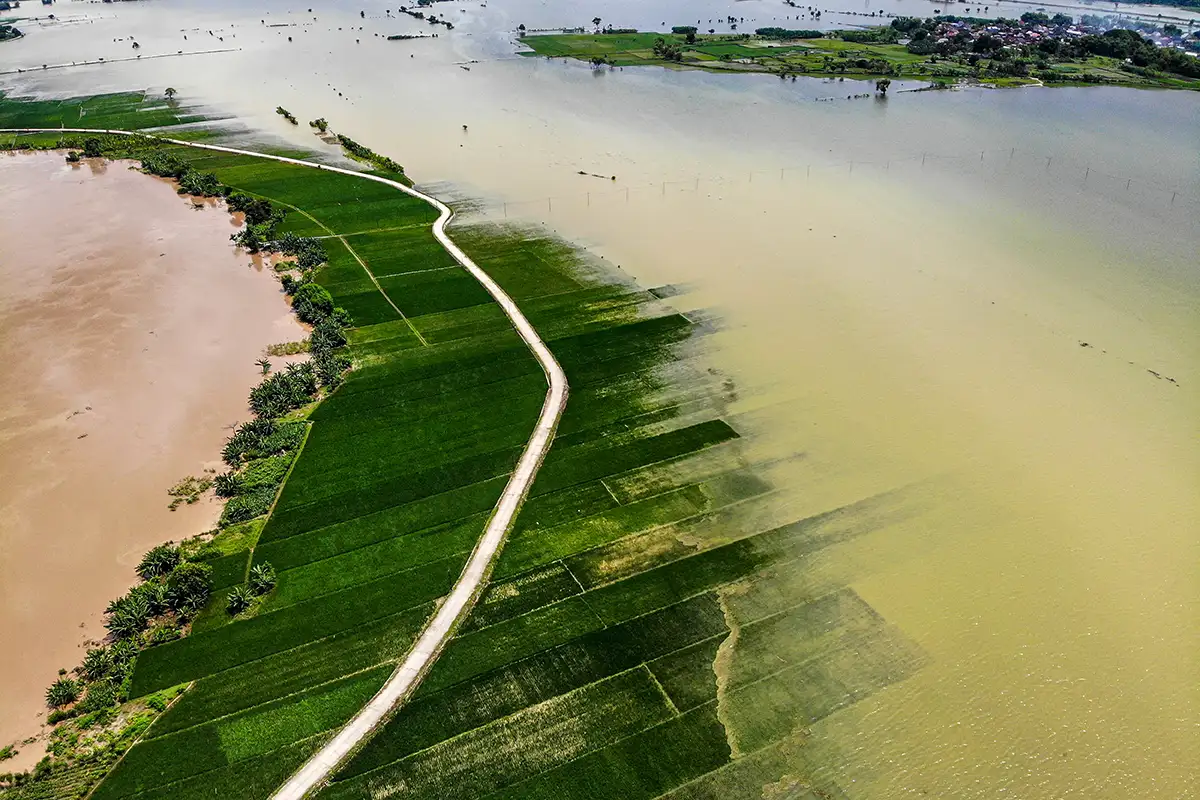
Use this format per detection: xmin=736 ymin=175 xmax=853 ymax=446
xmin=0 ymin=154 xmax=304 ymax=769
xmin=2 ymin=0 xmax=1198 ymax=795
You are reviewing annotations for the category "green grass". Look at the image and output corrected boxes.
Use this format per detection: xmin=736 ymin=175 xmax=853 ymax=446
xmin=323 ymin=668 xmax=678 ymax=800
xmin=93 ymin=669 xmax=389 ymax=800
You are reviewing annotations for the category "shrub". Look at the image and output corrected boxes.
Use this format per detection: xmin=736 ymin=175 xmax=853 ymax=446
xmin=227 ymin=585 xmax=252 ymax=615
xmin=108 ymin=639 xmax=139 ymax=680
xmin=165 ymin=563 xmax=213 ymax=616
xmin=248 ymin=563 xmax=277 ymax=596
xmin=137 ymin=544 xmax=181 ymax=581
xmin=130 ymin=580 xmax=170 ymax=615
xmin=77 ymin=683 xmax=116 ymax=714
xmin=273 ymin=233 xmax=328 ymax=270
xmin=80 ymin=647 xmax=112 ymax=682
xmin=214 ymin=471 xmax=243 ymax=498
xmin=248 ymin=363 xmax=319 ymax=418
xmin=177 ymin=168 xmax=223 ymax=197
xmin=147 ymin=624 xmax=183 ymax=646
xmin=105 ymin=593 xmax=152 ymax=640
xmin=45 ymin=678 xmax=81 ymax=709
xmin=291 ymin=283 xmax=335 ymax=324
xmin=140 ymin=150 xmax=190 ymax=179
xmin=219 ymin=488 xmax=276 ymax=525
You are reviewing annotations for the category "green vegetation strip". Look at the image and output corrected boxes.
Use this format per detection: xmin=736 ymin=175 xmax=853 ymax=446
xmin=521 ymin=18 xmax=1200 ymax=90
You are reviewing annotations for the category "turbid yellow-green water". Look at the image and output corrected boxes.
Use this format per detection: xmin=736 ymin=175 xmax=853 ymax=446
xmin=2 ymin=1 xmax=1197 ymax=794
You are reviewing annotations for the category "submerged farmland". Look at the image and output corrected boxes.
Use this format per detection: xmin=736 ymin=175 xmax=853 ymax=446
xmin=2 ymin=93 xmax=925 ymax=800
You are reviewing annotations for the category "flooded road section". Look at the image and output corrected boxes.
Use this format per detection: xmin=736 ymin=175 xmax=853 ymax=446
xmin=0 ymin=153 xmax=304 ymax=768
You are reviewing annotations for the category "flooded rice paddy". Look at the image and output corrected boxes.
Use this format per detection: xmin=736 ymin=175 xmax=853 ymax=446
xmin=2 ymin=0 xmax=1198 ymax=795
xmin=0 ymin=153 xmax=304 ymax=769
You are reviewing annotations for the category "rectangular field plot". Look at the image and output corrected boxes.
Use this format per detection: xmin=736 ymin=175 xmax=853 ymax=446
xmin=343 ymin=227 xmax=458 ymax=276
xmin=322 ymin=668 xmax=677 ymax=800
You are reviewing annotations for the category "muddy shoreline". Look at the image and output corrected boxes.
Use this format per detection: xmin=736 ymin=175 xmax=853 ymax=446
xmin=0 ymin=152 xmax=305 ymax=770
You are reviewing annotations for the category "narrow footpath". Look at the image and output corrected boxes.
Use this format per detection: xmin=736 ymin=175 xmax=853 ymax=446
xmin=1 ymin=128 xmax=570 ymax=800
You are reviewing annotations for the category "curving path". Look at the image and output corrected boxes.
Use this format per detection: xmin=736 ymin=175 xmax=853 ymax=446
xmin=1 ymin=128 xmax=569 ymax=799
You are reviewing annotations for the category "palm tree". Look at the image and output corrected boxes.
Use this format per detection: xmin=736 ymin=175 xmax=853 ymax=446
xmin=256 ymin=357 xmax=272 ymax=375
xmin=214 ymin=471 xmax=243 ymax=498
xmin=164 ymin=87 xmax=177 ymax=100
xmin=226 ymin=585 xmax=252 ymax=615
xmin=137 ymin=544 xmax=181 ymax=581
xmin=45 ymin=677 xmax=81 ymax=709
xmin=81 ymin=647 xmax=112 ymax=682
xmin=592 ymin=16 xmax=601 ymax=30
xmin=248 ymin=562 xmax=277 ymax=596
xmin=105 ymin=593 xmax=151 ymax=640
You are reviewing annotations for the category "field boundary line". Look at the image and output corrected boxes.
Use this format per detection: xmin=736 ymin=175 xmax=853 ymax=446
xmin=0 ymin=127 xmax=569 ymax=800
xmin=335 ymin=235 xmax=430 ymax=346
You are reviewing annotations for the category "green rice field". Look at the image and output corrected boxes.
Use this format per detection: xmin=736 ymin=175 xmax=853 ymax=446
xmin=0 ymin=92 xmax=926 ymax=800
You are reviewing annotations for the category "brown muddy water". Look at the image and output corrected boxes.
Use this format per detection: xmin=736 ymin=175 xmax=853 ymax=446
xmin=2 ymin=0 xmax=1199 ymax=794
xmin=0 ymin=153 xmax=304 ymax=768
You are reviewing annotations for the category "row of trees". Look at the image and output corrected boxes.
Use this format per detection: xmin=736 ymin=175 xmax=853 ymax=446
xmin=43 ymin=544 xmax=214 ymax=718
xmin=335 ymin=133 xmax=405 ymax=174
